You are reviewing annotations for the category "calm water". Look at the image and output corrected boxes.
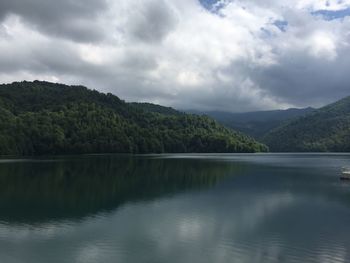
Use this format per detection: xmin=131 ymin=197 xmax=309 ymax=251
xmin=1 ymin=154 xmax=350 ymax=263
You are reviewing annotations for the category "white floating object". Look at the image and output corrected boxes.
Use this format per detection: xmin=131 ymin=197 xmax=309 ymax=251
xmin=341 ymin=167 xmax=350 ymax=180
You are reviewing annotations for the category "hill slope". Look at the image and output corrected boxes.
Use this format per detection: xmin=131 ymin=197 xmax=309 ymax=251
xmin=189 ymin=108 xmax=314 ymax=139
xmin=263 ymin=96 xmax=350 ymax=152
xmin=0 ymin=81 xmax=267 ymax=155
xmin=129 ymin=102 xmax=182 ymax=116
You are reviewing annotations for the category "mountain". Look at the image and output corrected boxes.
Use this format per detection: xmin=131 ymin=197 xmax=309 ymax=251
xmin=263 ymin=96 xmax=350 ymax=152
xmin=189 ymin=108 xmax=314 ymax=139
xmin=0 ymin=81 xmax=267 ymax=155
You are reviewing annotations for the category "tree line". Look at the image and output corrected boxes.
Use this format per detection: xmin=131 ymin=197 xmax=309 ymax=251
xmin=0 ymin=81 xmax=268 ymax=155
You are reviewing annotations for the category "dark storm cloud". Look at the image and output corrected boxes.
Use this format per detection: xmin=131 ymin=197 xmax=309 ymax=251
xmin=251 ymin=55 xmax=350 ymax=107
xmin=0 ymin=0 xmax=107 ymax=42
xmin=127 ymin=0 xmax=178 ymax=43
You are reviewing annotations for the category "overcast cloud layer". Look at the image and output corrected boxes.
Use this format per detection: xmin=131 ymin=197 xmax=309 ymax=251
xmin=1 ymin=0 xmax=350 ymax=112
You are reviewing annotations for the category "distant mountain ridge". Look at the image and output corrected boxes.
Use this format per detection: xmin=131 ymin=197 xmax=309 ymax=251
xmin=263 ymin=96 xmax=350 ymax=152
xmin=0 ymin=81 xmax=267 ymax=155
xmin=188 ymin=108 xmax=315 ymax=139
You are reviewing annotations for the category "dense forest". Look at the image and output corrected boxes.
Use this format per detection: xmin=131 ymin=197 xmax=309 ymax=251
xmin=0 ymin=81 xmax=268 ymax=155
xmin=263 ymin=96 xmax=350 ymax=152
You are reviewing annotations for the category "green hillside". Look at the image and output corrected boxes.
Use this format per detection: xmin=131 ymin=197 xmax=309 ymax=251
xmin=190 ymin=108 xmax=314 ymax=139
xmin=263 ymin=96 xmax=350 ymax=152
xmin=0 ymin=81 xmax=267 ymax=155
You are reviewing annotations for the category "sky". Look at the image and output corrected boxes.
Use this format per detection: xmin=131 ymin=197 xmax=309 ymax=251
xmin=1 ymin=0 xmax=350 ymax=112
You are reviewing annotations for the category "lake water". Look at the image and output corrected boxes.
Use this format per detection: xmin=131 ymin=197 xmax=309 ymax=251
xmin=1 ymin=154 xmax=350 ymax=263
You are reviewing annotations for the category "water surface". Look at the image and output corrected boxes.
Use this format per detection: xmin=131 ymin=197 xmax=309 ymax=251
xmin=0 ymin=154 xmax=350 ymax=263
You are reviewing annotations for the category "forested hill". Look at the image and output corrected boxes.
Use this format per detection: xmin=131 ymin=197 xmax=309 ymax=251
xmin=263 ymin=96 xmax=350 ymax=152
xmin=0 ymin=81 xmax=268 ymax=155
xmin=129 ymin=102 xmax=182 ymax=116
xmin=189 ymin=108 xmax=314 ymax=139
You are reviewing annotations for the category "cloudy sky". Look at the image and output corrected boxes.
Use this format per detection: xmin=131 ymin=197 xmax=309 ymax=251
xmin=1 ymin=0 xmax=350 ymax=112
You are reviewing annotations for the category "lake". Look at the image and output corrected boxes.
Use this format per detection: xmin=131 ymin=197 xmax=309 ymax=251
xmin=0 ymin=153 xmax=350 ymax=263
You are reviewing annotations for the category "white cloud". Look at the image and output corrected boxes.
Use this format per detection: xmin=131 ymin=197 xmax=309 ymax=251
xmin=1 ymin=0 xmax=350 ymax=111
xmin=308 ymin=31 xmax=337 ymax=60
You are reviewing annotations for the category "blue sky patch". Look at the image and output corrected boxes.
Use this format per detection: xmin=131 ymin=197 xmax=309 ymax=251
xmin=274 ymin=20 xmax=288 ymax=32
xmin=312 ymin=7 xmax=350 ymax=20
xmin=199 ymin=0 xmax=219 ymax=10
xmin=199 ymin=0 xmax=226 ymax=12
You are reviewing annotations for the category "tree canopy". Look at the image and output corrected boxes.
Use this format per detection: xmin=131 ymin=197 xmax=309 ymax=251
xmin=263 ymin=96 xmax=350 ymax=152
xmin=0 ymin=81 xmax=268 ymax=155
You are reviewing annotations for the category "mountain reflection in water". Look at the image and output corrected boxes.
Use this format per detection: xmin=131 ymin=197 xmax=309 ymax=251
xmin=0 ymin=155 xmax=236 ymax=224
xmin=1 ymin=154 xmax=350 ymax=263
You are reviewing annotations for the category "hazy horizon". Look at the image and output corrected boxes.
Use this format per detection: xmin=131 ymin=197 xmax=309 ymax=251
xmin=2 ymin=79 xmax=323 ymax=114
